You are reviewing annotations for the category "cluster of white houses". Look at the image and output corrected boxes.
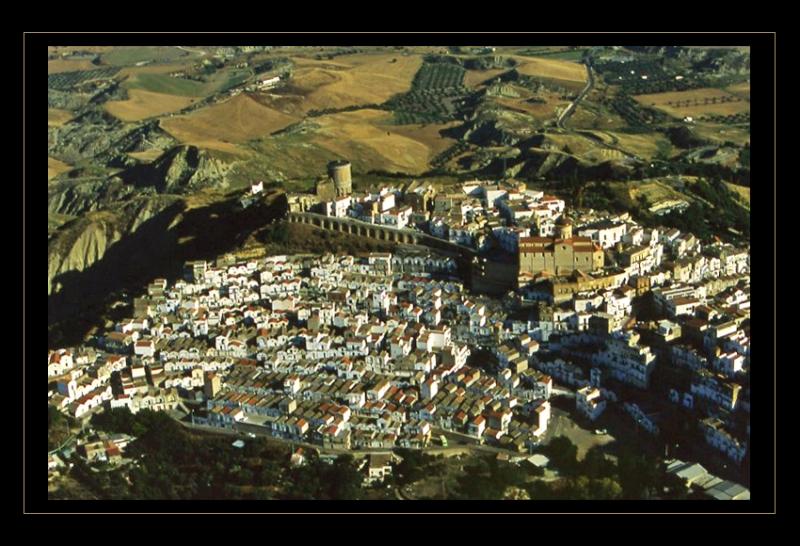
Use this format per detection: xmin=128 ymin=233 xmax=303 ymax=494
xmin=49 ymin=252 xmax=561 ymax=454
xmin=297 ymin=179 xmax=567 ymax=253
xmin=48 ymin=179 xmax=751 ymax=468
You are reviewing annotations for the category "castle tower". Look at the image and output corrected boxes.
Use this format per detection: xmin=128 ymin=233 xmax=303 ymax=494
xmin=328 ymin=160 xmax=352 ymax=197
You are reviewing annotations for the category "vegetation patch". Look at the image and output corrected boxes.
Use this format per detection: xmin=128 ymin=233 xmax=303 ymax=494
xmin=48 ymin=67 xmax=120 ymax=91
xmin=385 ymin=60 xmax=472 ymax=124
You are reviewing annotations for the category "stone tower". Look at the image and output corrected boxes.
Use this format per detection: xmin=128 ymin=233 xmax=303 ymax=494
xmin=328 ymin=160 xmax=352 ymax=197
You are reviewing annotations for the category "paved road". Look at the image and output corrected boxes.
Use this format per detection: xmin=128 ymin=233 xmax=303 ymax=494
xmin=557 ymin=61 xmax=594 ymax=130
xmin=176 ymin=416 xmax=532 ymax=461
xmin=48 ymin=433 xmax=77 ymax=456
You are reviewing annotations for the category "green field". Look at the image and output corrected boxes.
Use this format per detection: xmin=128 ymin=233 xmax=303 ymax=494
xmin=125 ymin=73 xmax=207 ymax=97
xmin=216 ymin=69 xmax=252 ymax=92
xmin=101 ymin=46 xmax=192 ymax=66
xmin=387 ymin=61 xmax=470 ymax=124
xmin=533 ymin=49 xmax=587 ymax=61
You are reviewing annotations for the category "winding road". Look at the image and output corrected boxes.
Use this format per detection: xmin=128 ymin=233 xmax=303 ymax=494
xmin=556 ymin=60 xmax=595 ymax=130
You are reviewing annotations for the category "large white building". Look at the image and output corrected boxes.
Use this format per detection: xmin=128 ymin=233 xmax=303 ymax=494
xmin=578 ymin=221 xmax=627 ymax=249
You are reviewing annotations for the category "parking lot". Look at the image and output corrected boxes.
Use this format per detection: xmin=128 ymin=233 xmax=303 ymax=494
xmin=543 ymin=402 xmax=616 ymax=460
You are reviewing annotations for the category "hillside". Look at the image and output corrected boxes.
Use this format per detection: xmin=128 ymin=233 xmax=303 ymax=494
xmin=46 ymin=45 xmax=750 ymax=348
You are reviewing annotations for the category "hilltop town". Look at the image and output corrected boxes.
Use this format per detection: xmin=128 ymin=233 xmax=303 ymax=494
xmin=44 ymin=43 xmax=755 ymax=502
xmin=48 ymin=168 xmax=751 ymax=501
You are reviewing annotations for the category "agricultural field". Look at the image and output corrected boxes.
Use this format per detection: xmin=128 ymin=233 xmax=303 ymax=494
xmin=48 ymin=157 xmax=72 ymax=180
xmin=386 ymin=61 xmax=470 ymax=124
xmin=309 ymin=109 xmax=458 ymax=174
xmin=633 ymin=88 xmax=749 ymax=119
xmin=692 ymin=123 xmax=750 ymax=146
xmin=513 ymin=56 xmax=587 ymax=88
xmin=47 ymin=67 xmax=120 ymax=90
xmin=535 ymin=49 xmax=587 ymax=61
xmin=464 ymin=68 xmax=508 ymax=88
xmin=291 ymin=54 xmax=422 ymax=113
xmin=101 ymin=46 xmax=194 ymax=67
xmin=413 ymin=61 xmax=466 ymax=89
xmin=383 ymin=119 xmax=462 ymax=156
xmin=48 ymin=108 xmax=74 ymax=127
xmin=117 ymin=63 xmax=195 ymax=79
xmin=725 ymin=82 xmax=750 ymax=100
xmin=48 ymin=46 xmax=113 ymax=55
xmin=161 ymin=93 xmax=298 ymax=153
xmin=124 ymin=72 xmax=207 ymax=97
xmin=245 ymin=108 xmax=458 ymax=180
xmin=514 ymin=47 xmax=584 ymax=60
xmin=47 ymin=59 xmax=99 ymax=74
xmin=104 ymin=89 xmax=197 ymax=122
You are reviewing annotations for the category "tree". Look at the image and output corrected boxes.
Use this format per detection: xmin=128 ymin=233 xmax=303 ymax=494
xmin=393 ymin=448 xmax=429 ymax=485
xmin=582 ymin=446 xmax=616 ymax=479
xmin=617 ymin=450 xmax=660 ymax=499
xmin=91 ymin=407 xmax=137 ymax=435
xmin=588 ymin=477 xmax=623 ymax=499
xmin=325 ymin=455 xmax=363 ymax=500
xmin=543 ymin=437 xmax=579 ymax=476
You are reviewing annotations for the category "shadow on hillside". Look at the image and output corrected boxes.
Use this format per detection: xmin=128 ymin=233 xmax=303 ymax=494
xmin=48 ymin=193 xmax=289 ymax=348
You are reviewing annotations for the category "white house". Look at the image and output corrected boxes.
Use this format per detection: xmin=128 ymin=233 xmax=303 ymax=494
xmin=576 ymin=386 xmax=607 ymax=421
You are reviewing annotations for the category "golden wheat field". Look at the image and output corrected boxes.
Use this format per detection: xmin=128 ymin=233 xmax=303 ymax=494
xmin=160 ymin=93 xmax=298 ymax=153
xmin=633 ymin=88 xmax=749 ymax=118
xmin=513 ymin=56 xmax=587 ymax=86
xmin=309 ymin=109 xmax=457 ymax=174
xmin=289 ymin=53 xmax=422 ymax=113
xmin=104 ymin=89 xmax=197 ymax=122
xmin=47 ymin=59 xmax=101 ymax=74
xmin=464 ymin=68 xmax=508 ymax=88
